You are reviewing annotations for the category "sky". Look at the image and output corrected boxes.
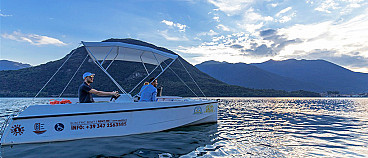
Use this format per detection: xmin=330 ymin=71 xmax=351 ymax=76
xmin=1 ymin=0 xmax=368 ymax=72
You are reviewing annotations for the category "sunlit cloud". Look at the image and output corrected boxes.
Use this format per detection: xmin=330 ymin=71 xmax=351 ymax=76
xmin=161 ymin=20 xmax=187 ymax=32
xmin=1 ymin=31 xmax=66 ymax=46
xmin=274 ymin=11 xmax=368 ymax=71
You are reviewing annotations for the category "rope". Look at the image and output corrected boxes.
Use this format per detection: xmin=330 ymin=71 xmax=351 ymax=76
xmin=58 ymin=54 xmax=89 ymax=98
xmin=178 ymin=58 xmax=207 ymax=98
xmin=34 ymin=43 xmax=81 ymax=99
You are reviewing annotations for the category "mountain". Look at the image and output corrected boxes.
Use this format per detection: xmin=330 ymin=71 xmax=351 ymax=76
xmin=196 ymin=60 xmax=322 ymax=91
xmin=251 ymin=59 xmax=368 ymax=94
xmin=195 ymin=59 xmax=368 ymax=94
xmin=0 ymin=60 xmax=32 ymax=71
xmin=0 ymin=38 xmax=320 ymax=97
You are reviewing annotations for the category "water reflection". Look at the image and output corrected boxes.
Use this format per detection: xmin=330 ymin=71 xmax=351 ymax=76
xmin=206 ymin=98 xmax=368 ymax=157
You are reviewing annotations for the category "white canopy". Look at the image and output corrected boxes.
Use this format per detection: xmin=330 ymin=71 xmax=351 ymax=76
xmin=82 ymin=41 xmax=178 ymax=65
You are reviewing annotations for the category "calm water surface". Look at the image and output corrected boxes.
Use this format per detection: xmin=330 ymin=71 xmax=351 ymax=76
xmin=0 ymin=97 xmax=367 ymax=157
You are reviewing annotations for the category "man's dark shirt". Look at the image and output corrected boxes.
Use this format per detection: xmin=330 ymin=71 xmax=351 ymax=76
xmin=78 ymin=82 xmax=94 ymax=103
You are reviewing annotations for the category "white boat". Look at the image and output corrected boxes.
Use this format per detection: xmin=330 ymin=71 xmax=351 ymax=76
xmin=0 ymin=41 xmax=217 ymax=145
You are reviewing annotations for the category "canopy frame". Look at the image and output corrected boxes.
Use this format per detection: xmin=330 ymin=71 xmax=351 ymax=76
xmin=81 ymin=41 xmax=178 ymax=100
xmin=34 ymin=41 xmax=207 ymax=101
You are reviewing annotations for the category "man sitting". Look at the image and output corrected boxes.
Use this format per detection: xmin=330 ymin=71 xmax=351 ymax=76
xmin=78 ymin=72 xmax=120 ymax=103
xmin=139 ymin=78 xmax=158 ymax=102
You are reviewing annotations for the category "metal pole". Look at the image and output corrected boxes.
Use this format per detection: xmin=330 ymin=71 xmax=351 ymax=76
xmin=140 ymin=52 xmax=149 ymax=75
xmin=58 ymin=54 xmax=89 ymax=98
xmin=152 ymin=52 xmax=164 ymax=71
xmin=137 ymin=58 xmax=177 ymax=95
xmin=129 ymin=64 xmax=160 ymax=94
xmin=106 ymin=47 xmax=119 ymax=70
xmin=34 ymin=43 xmax=81 ymax=99
xmin=163 ymin=60 xmax=199 ymax=97
xmin=101 ymin=47 xmax=113 ymax=65
xmin=178 ymin=58 xmax=207 ymax=98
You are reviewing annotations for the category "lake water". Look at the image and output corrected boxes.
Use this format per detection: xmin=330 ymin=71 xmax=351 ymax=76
xmin=0 ymin=97 xmax=367 ymax=157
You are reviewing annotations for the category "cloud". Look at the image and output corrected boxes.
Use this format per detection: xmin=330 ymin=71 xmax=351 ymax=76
xmin=267 ymin=9 xmax=368 ymax=72
xmin=244 ymin=29 xmax=302 ymax=56
xmin=1 ymin=31 xmax=66 ymax=46
xmin=0 ymin=13 xmax=12 ymax=17
xmin=230 ymin=44 xmax=243 ymax=49
xmin=270 ymin=3 xmax=279 ymax=7
xmin=177 ymin=0 xmax=368 ymax=72
xmin=309 ymin=0 xmax=367 ymax=14
xmin=197 ymin=30 xmax=218 ymax=36
xmin=245 ymin=44 xmax=274 ymax=56
xmin=161 ymin=20 xmax=187 ymax=32
xmin=315 ymin=0 xmax=340 ymax=13
xmin=207 ymin=0 xmax=255 ymax=15
xmin=259 ymin=29 xmax=276 ymax=37
xmin=216 ymin=24 xmax=230 ymax=31
xmin=244 ymin=8 xmax=273 ymax=23
xmin=213 ymin=16 xmax=220 ymax=22
xmin=275 ymin=7 xmax=292 ymax=17
xmin=159 ymin=30 xmax=189 ymax=41
xmin=0 ymin=10 xmax=12 ymax=17
xmin=274 ymin=7 xmax=296 ymax=23
xmin=278 ymin=12 xmax=296 ymax=23
xmin=176 ymin=28 xmax=303 ymax=64
xmin=276 ymin=10 xmax=368 ymax=56
xmin=235 ymin=8 xmax=273 ymax=33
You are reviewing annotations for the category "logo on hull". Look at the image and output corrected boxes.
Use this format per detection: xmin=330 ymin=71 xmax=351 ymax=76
xmin=11 ymin=124 xmax=24 ymax=136
xmin=55 ymin=123 xmax=64 ymax=132
xmin=194 ymin=106 xmax=202 ymax=114
xmin=33 ymin=123 xmax=47 ymax=135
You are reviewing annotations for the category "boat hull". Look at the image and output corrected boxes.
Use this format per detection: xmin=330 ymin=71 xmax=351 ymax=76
xmin=1 ymin=100 xmax=217 ymax=145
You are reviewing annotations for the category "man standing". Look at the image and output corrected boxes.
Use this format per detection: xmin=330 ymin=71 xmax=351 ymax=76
xmin=139 ymin=78 xmax=158 ymax=102
xmin=78 ymin=72 xmax=120 ymax=103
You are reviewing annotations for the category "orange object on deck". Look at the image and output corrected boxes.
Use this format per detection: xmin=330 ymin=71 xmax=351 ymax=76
xmin=50 ymin=99 xmax=72 ymax=105
xmin=60 ymin=99 xmax=72 ymax=104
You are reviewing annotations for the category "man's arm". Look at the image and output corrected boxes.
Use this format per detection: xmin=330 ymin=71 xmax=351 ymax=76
xmin=89 ymin=89 xmax=118 ymax=96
